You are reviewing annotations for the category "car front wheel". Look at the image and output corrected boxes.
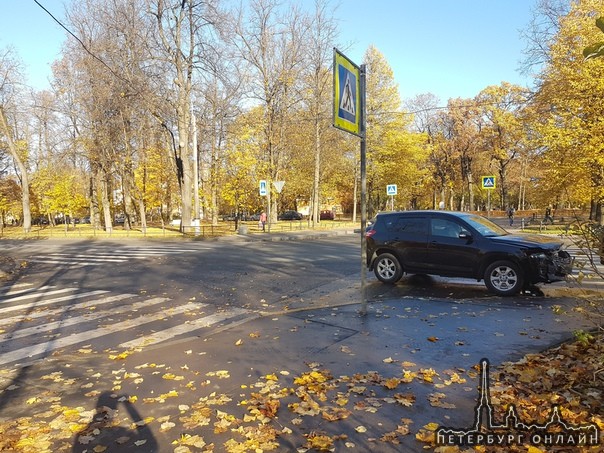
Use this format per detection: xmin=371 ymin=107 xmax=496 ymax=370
xmin=373 ymin=253 xmax=403 ymax=284
xmin=484 ymin=260 xmax=524 ymax=296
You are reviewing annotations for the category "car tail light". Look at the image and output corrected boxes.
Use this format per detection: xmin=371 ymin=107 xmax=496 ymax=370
xmin=365 ymin=228 xmax=376 ymax=238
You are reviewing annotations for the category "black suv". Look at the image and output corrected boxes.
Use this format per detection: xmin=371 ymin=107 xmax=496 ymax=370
xmin=366 ymin=211 xmax=572 ymax=296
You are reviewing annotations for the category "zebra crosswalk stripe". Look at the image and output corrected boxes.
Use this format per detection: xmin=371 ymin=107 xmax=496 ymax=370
xmin=0 ymin=290 xmax=109 ymax=315
xmin=119 ymin=308 xmax=250 ymax=349
xmin=0 ymin=293 xmax=136 ymax=327
xmin=27 ymin=246 xmax=200 ymax=267
xmin=0 ymin=296 xmax=171 ymax=340
xmin=0 ymin=302 xmax=246 ymax=366
xmin=0 ymin=281 xmax=255 ymax=367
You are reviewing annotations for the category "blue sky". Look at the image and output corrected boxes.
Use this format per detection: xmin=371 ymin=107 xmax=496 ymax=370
xmin=1 ymin=0 xmax=537 ymax=103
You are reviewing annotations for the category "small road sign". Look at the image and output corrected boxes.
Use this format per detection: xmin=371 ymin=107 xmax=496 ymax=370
xmin=386 ymin=184 xmax=397 ymax=196
xmin=481 ymin=176 xmax=496 ymax=190
xmin=259 ymin=180 xmax=267 ymax=196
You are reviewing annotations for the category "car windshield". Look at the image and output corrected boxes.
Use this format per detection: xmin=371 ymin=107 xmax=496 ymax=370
xmin=461 ymin=214 xmax=509 ymax=237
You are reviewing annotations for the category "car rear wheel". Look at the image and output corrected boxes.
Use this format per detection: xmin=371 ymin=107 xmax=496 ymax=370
xmin=484 ymin=260 xmax=524 ymax=296
xmin=373 ymin=253 xmax=403 ymax=284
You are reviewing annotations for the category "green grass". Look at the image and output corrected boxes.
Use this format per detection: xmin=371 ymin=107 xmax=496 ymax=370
xmin=0 ymin=220 xmax=359 ymax=241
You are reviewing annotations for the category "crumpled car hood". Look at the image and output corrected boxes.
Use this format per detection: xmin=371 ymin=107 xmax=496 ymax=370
xmin=489 ymin=234 xmax=563 ymax=250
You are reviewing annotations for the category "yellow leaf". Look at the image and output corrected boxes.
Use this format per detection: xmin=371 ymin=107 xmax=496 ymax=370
xmin=384 ymin=378 xmax=400 ymax=389
xmin=160 ymin=421 xmax=176 ymax=431
xmin=355 ymin=425 xmax=367 ymax=433
xmin=527 ymin=447 xmax=546 ymax=453
xmin=235 ymin=339 xmax=243 ymax=346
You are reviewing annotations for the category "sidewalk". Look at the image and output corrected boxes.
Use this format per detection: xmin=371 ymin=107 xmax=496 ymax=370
xmin=217 ymin=225 xmax=358 ymax=242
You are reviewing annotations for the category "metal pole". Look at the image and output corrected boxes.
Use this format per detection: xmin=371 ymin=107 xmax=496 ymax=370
xmin=192 ymin=105 xmax=200 ymax=221
xmin=360 ymin=64 xmax=368 ymax=316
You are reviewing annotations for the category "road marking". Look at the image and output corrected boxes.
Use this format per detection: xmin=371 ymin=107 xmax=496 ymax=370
xmin=0 ymin=297 xmax=172 ymax=341
xmin=0 ymin=293 xmax=136 ymax=327
xmin=26 ymin=245 xmax=199 ymax=267
xmin=119 ymin=308 xmax=249 ymax=349
xmin=0 ymin=283 xmax=36 ymax=292
xmin=0 ymin=285 xmax=57 ymax=297
xmin=0 ymin=290 xmax=109 ymax=315
xmin=0 ymin=303 xmax=246 ymax=366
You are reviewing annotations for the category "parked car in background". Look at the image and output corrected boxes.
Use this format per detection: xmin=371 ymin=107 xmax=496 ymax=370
xmin=320 ymin=210 xmax=335 ymax=220
xmin=278 ymin=210 xmax=303 ymax=221
xmin=366 ymin=210 xmax=573 ymax=296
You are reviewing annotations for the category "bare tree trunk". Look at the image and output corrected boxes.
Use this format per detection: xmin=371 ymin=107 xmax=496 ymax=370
xmin=90 ymin=164 xmax=102 ymax=229
xmin=0 ymin=107 xmax=31 ymax=233
xmin=138 ymin=199 xmax=147 ymax=234
xmin=312 ymin=118 xmax=320 ymax=226
xmin=100 ymin=174 xmax=113 ymax=232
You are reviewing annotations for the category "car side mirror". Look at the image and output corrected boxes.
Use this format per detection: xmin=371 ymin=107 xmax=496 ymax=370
xmin=459 ymin=231 xmax=472 ymax=239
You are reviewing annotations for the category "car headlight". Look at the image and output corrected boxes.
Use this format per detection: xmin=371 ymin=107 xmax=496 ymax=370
xmin=529 ymin=253 xmax=547 ymax=260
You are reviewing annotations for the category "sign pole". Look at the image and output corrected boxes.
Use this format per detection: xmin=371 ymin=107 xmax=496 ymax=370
xmin=359 ymin=64 xmax=367 ymax=316
xmin=333 ymin=48 xmax=366 ymax=316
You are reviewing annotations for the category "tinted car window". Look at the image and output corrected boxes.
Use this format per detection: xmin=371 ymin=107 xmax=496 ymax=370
xmin=385 ymin=216 xmax=426 ymax=234
xmin=460 ymin=214 xmax=508 ymax=237
xmin=431 ymin=218 xmax=462 ymax=238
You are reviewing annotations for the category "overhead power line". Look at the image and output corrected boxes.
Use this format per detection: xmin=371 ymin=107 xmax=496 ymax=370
xmin=33 ymin=0 xmax=128 ymax=84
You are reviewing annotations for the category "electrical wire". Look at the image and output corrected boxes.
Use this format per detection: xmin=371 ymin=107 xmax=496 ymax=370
xmin=33 ymin=0 xmax=129 ymax=85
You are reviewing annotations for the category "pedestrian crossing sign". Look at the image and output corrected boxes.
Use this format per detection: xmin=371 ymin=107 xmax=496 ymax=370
xmin=386 ymin=184 xmax=397 ymax=196
xmin=481 ymin=176 xmax=496 ymax=189
xmin=333 ymin=48 xmax=361 ymax=137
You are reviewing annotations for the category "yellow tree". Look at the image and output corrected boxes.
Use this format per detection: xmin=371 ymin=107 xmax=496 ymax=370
xmin=48 ymin=172 xmax=88 ymax=230
xmin=30 ymin=165 xmax=55 ymax=224
xmin=364 ymin=45 xmax=427 ymax=214
xmin=134 ymin=138 xmax=178 ymax=226
xmin=475 ymin=83 xmax=530 ymax=210
xmin=0 ymin=49 xmax=32 ymax=232
xmin=221 ymin=108 xmax=264 ymax=217
xmin=230 ymin=0 xmax=308 ymax=224
xmin=533 ymin=0 xmax=604 ymax=221
xmin=0 ymin=177 xmax=21 ymax=230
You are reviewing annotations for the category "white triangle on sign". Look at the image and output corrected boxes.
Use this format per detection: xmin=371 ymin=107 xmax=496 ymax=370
xmin=273 ymin=181 xmax=285 ymax=193
xmin=340 ymin=74 xmax=355 ymax=116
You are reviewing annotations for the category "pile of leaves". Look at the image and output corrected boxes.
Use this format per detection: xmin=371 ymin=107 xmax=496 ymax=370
xmin=416 ymin=332 xmax=604 ymax=453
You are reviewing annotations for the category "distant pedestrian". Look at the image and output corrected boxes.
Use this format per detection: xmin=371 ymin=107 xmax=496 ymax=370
xmin=259 ymin=211 xmax=267 ymax=232
xmin=544 ymin=206 xmax=553 ymax=224
xmin=507 ymin=207 xmax=515 ymax=226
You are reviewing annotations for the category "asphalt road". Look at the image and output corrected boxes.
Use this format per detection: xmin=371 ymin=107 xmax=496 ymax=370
xmin=0 ymin=235 xmax=598 ymax=452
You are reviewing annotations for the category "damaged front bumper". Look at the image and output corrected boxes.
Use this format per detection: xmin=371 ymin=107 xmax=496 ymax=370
xmin=529 ymin=249 xmax=573 ymax=283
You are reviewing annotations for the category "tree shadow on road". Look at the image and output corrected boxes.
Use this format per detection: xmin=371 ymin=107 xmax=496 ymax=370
xmin=72 ymin=391 xmax=158 ymax=452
